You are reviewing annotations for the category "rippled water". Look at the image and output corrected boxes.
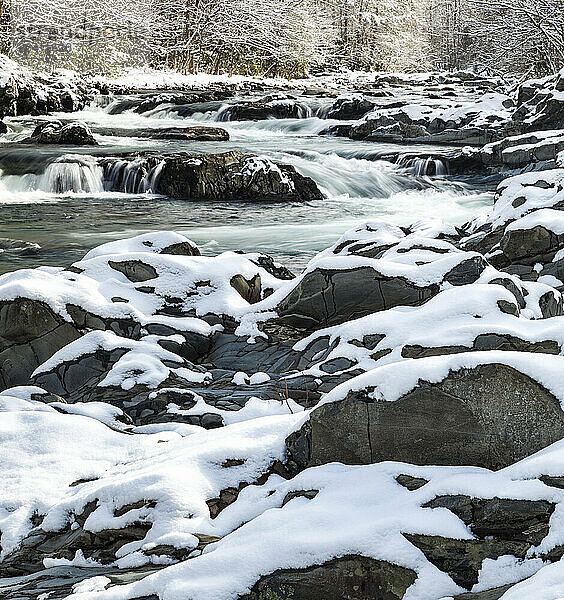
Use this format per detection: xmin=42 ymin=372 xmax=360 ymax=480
xmin=0 ymin=92 xmax=495 ymax=273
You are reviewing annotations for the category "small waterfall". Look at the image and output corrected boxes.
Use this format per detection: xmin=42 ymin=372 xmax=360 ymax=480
xmin=397 ymin=155 xmax=449 ymax=177
xmin=91 ymin=94 xmax=116 ymax=109
xmin=38 ymin=156 xmax=105 ymax=194
xmin=103 ymin=157 xmax=165 ymax=194
xmin=0 ymin=155 xmax=104 ymax=195
xmin=0 ymin=154 xmax=164 ymax=196
xmin=274 ymin=150 xmax=421 ymax=199
xmin=215 ymin=104 xmax=233 ymax=122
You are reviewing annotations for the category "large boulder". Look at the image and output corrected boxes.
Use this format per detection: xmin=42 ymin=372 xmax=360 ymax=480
xmin=273 ymin=244 xmax=488 ymax=330
xmin=348 ymin=93 xmax=515 ymax=146
xmin=23 ymin=121 xmax=97 ymax=145
xmin=286 ymin=356 xmax=564 ymax=471
xmin=218 ymin=95 xmax=306 ymax=121
xmin=275 ymin=266 xmax=439 ymax=329
xmin=102 ymin=151 xmax=323 ymax=202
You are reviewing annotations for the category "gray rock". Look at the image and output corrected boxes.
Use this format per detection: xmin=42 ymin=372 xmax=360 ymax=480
xmin=275 ymin=267 xmax=439 ymax=329
xmin=23 ymin=121 xmax=97 ymax=145
xmin=241 ymin=555 xmax=417 ymax=600
xmin=219 ymin=96 xmax=304 ymax=121
xmin=404 ymin=534 xmax=529 ymax=590
xmin=102 ymin=151 xmax=323 ymax=202
xmin=500 ymin=225 xmax=561 ymax=266
xmin=0 ymin=298 xmax=81 ymax=390
xmin=395 ymin=474 xmax=428 ymax=491
xmin=454 ymin=584 xmax=516 ymax=600
xmin=327 ymin=96 xmax=375 ymax=120
xmin=286 ymin=363 xmax=564 ymax=471
xmin=108 ymin=259 xmax=158 ymax=282
xmin=104 ymin=126 xmax=229 ymax=142
xmin=424 ymin=495 xmax=554 ymax=545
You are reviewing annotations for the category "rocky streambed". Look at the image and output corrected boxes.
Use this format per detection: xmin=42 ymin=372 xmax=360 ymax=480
xmin=4 ymin=60 xmax=564 ymax=600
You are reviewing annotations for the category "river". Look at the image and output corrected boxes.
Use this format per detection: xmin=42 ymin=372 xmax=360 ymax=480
xmin=0 ymin=87 xmax=495 ymax=274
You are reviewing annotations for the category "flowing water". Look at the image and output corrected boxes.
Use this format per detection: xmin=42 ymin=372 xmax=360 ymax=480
xmin=0 ymin=90 xmax=495 ymax=274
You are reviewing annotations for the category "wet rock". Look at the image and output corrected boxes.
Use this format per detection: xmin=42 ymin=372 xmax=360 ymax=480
xmin=320 ymin=123 xmax=353 ymax=137
xmin=106 ymin=125 xmax=230 ymax=141
xmin=103 ymin=151 xmax=323 ymax=202
xmin=219 ymin=95 xmax=304 ymax=121
xmin=144 ymin=126 xmax=229 ymax=141
xmin=350 ymin=120 xmax=430 ymax=143
xmin=241 ymin=555 xmax=417 ymax=600
xmin=23 ymin=121 xmax=97 ymax=145
xmin=0 ymin=238 xmax=40 ymax=256
xmin=134 ymin=91 xmax=231 ymax=114
xmin=327 ymin=96 xmax=375 ymax=120
xmin=286 ymin=362 xmax=564 ymax=471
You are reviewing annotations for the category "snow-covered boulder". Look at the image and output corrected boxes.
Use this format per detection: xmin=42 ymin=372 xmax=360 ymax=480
xmin=461 ymin=169 xmax=564 ymax=288
xmin=286 ymin=352 xmax=564 ymax=471
xmin=274 ymin=235 xmax=488 ymax=329
xmin=513 ymin=69 xmax=564 ymax=133
xmin=0 ymin=54 xmax=89 ymax=118
xmin=0 ymin=297 xmax=81 ymax=388
xmin=349 ymin=93 xmax=516 ymax=146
